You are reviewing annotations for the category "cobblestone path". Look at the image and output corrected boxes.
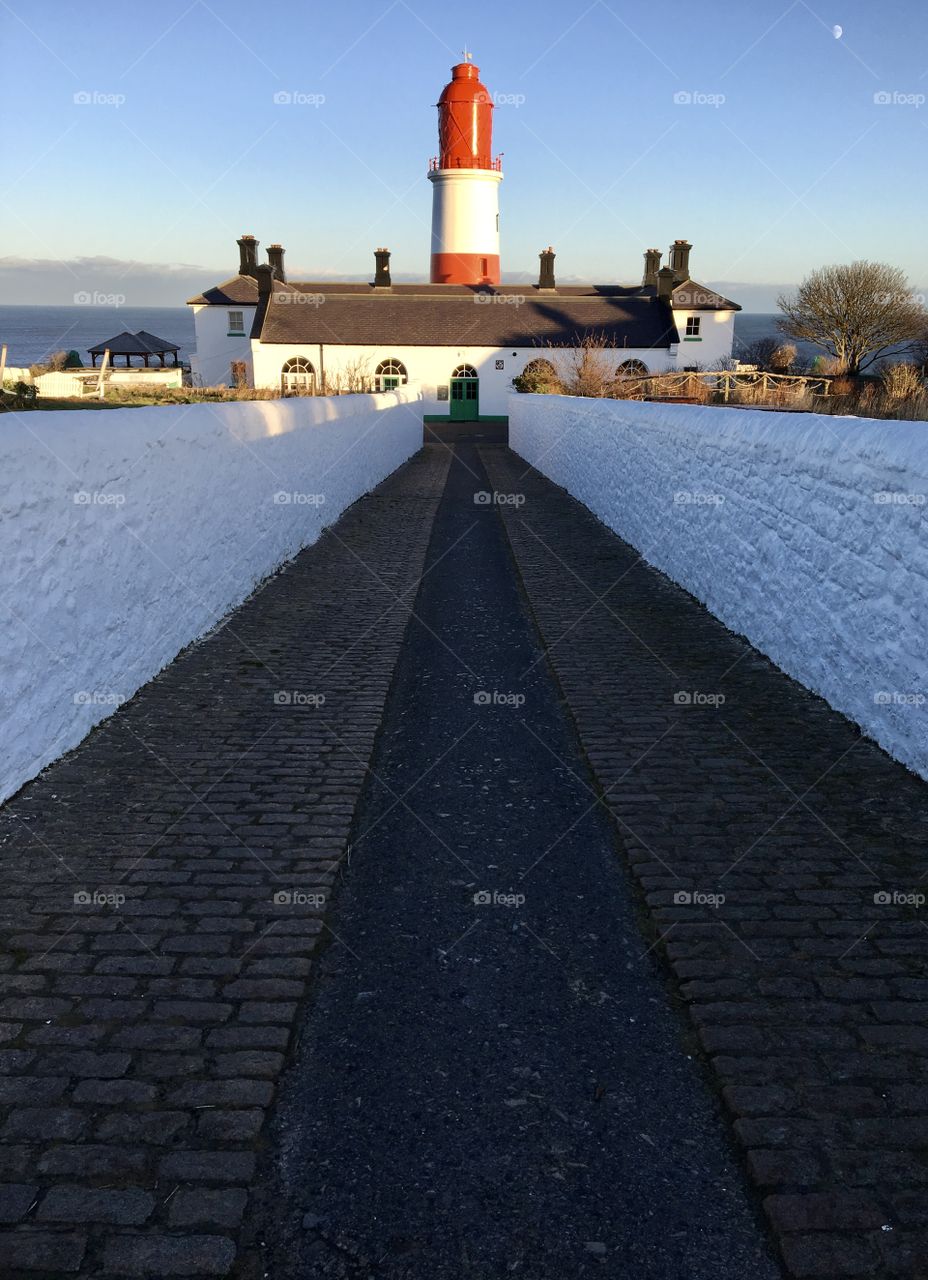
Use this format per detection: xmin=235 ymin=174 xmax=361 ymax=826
xmin=0 ymin=439 xmax=926 ymax=1278
xmin=481 ymin=444 xmax=928 ymax=1280
xmin=0 ymin=448 xmax=448 ymax=1277
xmin=251 ymin=443 xmax=779 ymax=1279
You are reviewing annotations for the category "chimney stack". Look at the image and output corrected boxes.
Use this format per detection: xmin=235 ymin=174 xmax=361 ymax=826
xmin=255 ymin=262 xmax=273 ymax=303
xmin=657 ymin=266 xmax=675 ymax=301
xmin=669 ymin=239 xmax=692 ymax=283
xmin=538 ymin=246 xmax=556 ymax=290
xmin=237 ymin=234 xmax=259 ymax=278
xmin=267 ymin=244 xmax=286 ymax=283
xmin=373 ymin=247 xmax=392 ymax=288
xmin=643 ymin=248 xmax=662 ymax=289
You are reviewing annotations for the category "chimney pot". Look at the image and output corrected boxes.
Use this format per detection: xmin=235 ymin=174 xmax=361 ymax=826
xmin=255 ymin=262 xmax=273 ymax=302
xmin=669 ymin=239 xmax=692 ymax=284
xmin=643 ymin=248 xmax=662 ymax=289
xmin=267 ymin=243 xmax=286 ymax=283
xmin=237 ymin=234 xmax=259 ymax=278
xmin=657 ymin=266 xmax=675 ymax=301
xmin=374 ymin=247 xmax=392 ymax=288
xmin=538 ymin=246 xmax=556 ymax=290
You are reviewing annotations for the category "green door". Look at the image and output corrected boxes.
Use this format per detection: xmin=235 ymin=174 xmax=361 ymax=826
xmin=450 ymin=374 xmax=479 ymax=420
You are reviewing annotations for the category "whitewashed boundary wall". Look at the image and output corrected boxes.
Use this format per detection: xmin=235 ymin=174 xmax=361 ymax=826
xmin=0 ymin=388 xmax=423 ymax=801
xmin=510 ymin=394 xmax=928 ymax=779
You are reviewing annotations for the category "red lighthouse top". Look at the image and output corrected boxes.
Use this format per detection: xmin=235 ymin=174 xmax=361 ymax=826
xmin=433 ymin=59 xmax=499 ymax=170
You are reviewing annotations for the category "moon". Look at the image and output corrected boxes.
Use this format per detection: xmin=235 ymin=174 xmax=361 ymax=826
xmin=832 ymin=24 xmax=843 ymax=38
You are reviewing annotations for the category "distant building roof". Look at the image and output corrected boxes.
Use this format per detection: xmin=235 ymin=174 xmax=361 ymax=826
xmin=671 ymin=281 xmax=741 ymax=311
xmin=187 ymin=275 xmax=260 ymax=306
xmin=87 ymin=330 xmax=179 ymax=356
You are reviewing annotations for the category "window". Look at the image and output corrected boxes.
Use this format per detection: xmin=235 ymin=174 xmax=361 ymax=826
xmin=228 ymin=310 xmax=245 ymax=335
xmin=451 ymin=364 xmax=478 ymax=379
xmin=685 ymin=317 xmax=701 ymax=338
xmin=616 ymin=359 xmax=649 ymax=379
xmin=514 ymin=358 xmax=559 ymax=393
xmin=281 ymin=357 xmax=315 ymax=394
xmin=374 ymin=358 xmax=408 ymax=391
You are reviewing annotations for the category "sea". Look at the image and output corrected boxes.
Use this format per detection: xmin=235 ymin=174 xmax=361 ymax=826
xmin=0 ymin=304 xmax=806 ymax=370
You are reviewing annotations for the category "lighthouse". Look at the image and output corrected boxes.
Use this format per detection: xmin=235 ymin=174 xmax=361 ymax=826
xmin=428 ymin=55 xmax=503 ymax=285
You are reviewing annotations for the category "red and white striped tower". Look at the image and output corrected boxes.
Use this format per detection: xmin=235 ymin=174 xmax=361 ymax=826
xmin=428 ymin=54 xmax=503 ymax=285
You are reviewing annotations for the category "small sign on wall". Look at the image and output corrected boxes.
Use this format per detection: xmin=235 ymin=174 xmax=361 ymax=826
xmin=495 ymin=359 xmax=504 ymax=370
xmin=437 ymin=385 xmax=449 ymax=401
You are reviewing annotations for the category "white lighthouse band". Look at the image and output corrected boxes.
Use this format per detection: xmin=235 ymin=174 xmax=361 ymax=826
xmin=428 ymin=165 xmax=503 ymax=286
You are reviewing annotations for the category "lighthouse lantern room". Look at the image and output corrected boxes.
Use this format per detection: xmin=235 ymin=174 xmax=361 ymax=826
xmin=428 ymin=56 xmax=503 ymax=285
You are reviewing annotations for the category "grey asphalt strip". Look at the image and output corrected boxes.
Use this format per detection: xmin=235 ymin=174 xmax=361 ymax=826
xmin=252 ymin=442 xmax=782 ymax=1279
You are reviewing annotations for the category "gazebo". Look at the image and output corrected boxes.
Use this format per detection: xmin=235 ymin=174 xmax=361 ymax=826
xmin=87 ymin=330 xmax=181 ymax=368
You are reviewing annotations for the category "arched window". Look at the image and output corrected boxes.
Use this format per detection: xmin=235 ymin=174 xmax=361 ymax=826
xmin=514 ymin=358 xmax=560 ymax=394
xmin=616 ymin=359 xmax=649 ymax=379
xmin=451 ymin=363 xmax=478 ymax=379
xmin=375 ymin=358 xmax=408 ymax=391
xmin=281 ymin=357 xmax=315 ymax=394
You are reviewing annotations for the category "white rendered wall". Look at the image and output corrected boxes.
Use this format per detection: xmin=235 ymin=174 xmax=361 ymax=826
xmin=510 ymin=394 xmax=928 ymax=779
xmin=0 ymin=387 xmax=423 ymax=802
xmin=428 ymin=169 xmax=502 ymax=256
xmin=672 ymin=309 xmax=737 ymax=368
xmin=190 ymin=304 xmax=256 ymax=386
xmin=251 ymin=343 xmax=677 ymax=416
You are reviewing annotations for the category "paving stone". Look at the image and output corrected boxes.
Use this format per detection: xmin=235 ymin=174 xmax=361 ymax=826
xmin=101 ymin=1232 xmax=236 ymax=1276
xmin=0 ymin=1230 xmax=87 ymax=1272
xmin=0 ymin=1182 xmax=38 ymax=1222
xmin=168 ymin=1187 xmax=248 ymax=1229
xmin=37 ymin=1185 xmax=154 ymax=1224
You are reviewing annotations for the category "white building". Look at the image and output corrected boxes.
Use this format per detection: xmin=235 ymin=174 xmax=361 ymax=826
xmin=188 ymin=57 xmax=740 ymax=420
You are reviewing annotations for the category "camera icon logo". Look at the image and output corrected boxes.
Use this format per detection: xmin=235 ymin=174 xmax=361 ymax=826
xmin=473 ymin=491 xmax=491 ymax=505
xmin=273 ymin=691 xmax=292 ymax=705
xmin=873 ymin=891 xmax=891 ymax=905
xmin=673 ymin=890 xmax=693 ymax=905
xmin=674 ymin=691 xmax=692 ymax=705
xmin=473 ymin=890 xmax=492 ymax=905
xmin=273 ymin=90 xmax=293 ymax=104
xmin=673 ymin=91 xmax=692 ymax=105
xmin=474 ymin=691 xmax=491 ymax=705
xmin=73 ymin=890 xmax=92 ymax=905
xmin=873 ymin=91 xmax=891 ymax=105
xmin=274 ymin=890 xmax=293 ymax=905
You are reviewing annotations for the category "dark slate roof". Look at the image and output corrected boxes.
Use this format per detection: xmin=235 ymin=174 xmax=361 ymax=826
xmin=253 ymin=283 xmax=683 ymax=349
xmin=86 ymin=330 xmax=179 ymax=356
xmin=186 ymin=274 xmax=260 ymax=305
xmin=672 ymin=280 xmax=741 ymax=311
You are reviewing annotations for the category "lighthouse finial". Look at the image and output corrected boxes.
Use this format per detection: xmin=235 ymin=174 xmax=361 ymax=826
xmin=462 ymin=45 xmax=472 ymax=62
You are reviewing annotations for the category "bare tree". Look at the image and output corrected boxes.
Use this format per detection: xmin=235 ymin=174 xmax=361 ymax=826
xmin=778 ymin=262 xmax=927 ymax=375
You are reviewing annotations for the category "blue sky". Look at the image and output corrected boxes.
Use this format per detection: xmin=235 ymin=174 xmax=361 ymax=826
xmin=1 ymin=0 xmax=927 ymax=305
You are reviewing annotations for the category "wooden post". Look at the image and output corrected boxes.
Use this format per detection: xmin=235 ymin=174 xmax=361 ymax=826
xmin=723 ymin=372 xmax=730 ymax=402
xmin=0 ymin=343 xmax=7 ymax=387
xmin=97 ymin=349 xmax=110 ymax=399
